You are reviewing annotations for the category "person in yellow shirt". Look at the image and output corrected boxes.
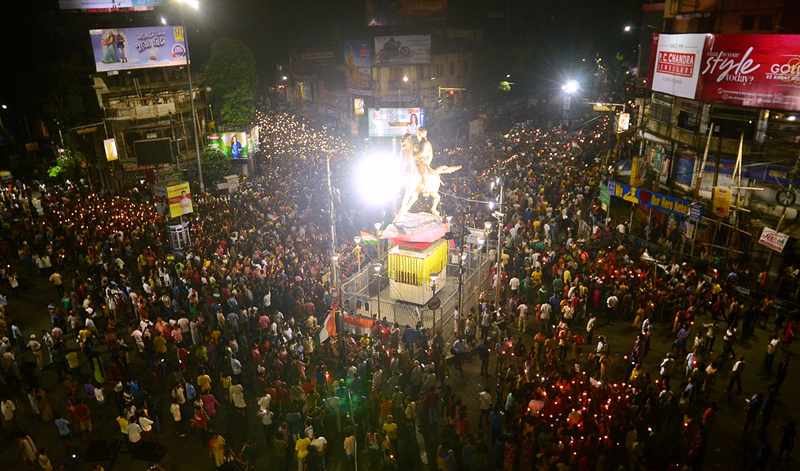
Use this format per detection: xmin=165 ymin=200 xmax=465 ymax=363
xmin=197 ymin=373 xmax=212 ymax=394
xmin=383 ymin=415 xmax=399 ymax=454
xmin=295 ymin=435 xmax=312 ymax=470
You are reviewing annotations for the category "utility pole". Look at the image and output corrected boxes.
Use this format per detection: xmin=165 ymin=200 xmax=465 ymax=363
xmin=327 ymin=154 xmax=338 ymax=288
xmin=494 ymin=180 xmax=504 ymax=309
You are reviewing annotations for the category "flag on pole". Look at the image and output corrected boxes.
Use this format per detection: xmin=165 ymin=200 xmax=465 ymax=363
xmin=570 ymin=140 xmax=581 ymax=152
xmin=316 ymin=303 xmax=337 ymax=345
xmin=360 ymin=231 xmax=378 ymax=245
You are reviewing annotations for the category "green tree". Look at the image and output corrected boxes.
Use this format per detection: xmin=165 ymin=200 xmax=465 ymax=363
xmin=48 ymin=148 xmax=86 ymax=182
xmin=200 ymin=147 xmax=232 ymax=185
xmin=204 ymin=38 xmax=258 ymax=126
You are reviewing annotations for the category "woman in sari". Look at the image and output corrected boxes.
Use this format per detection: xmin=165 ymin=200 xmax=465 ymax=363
xmin=37 ymin=387 xmax=54 ymax=421
xmin=100 ymin=31 xmax=119 ymax=64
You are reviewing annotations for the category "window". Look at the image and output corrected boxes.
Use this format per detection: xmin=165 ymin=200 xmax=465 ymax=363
xmin=449 ymin=63 xmax=456 ymax=76
xmin=758 ymin=15 xmax=774 ymax=31
xmin=710 ymin=107 xmax=759 ymax=140
xmin=677 ymin=110 xmax=700 ymax=131
xmin=650 ymin=95 xmax=673 ymax=124
xmin=697 ymin=17 xmax=715 ymax=33
xmin=741 ymin=16 xmax=755 ymax=31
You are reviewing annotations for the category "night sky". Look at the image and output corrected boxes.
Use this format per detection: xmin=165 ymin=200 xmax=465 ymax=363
xmin=0 ymin=0 xmax=644 ymax=110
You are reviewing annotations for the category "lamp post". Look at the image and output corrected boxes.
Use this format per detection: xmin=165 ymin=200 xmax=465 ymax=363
xmin=493 ymin=180 xmax=504 ymax=309
xmin=428 ymin=273 xmax=439 ymax=333
xmin=374 ymin=221 xmax=383 ymax=263
xmin=354 ymin=236 xmax=362 ymax=272
xmin=561 ymin=79 xmax=579 ymax=129
xmin=175 ymin=0 xmax=205 ymax=191
xmin=373 ymin=263 xmax=382 ymax=318
xmin=327 ymin=154 xmax=338 ymax=288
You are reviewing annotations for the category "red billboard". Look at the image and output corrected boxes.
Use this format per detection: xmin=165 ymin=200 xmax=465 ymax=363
xmin=698 ymin=34 xmax=800 ymax=111
xmin=648 ymin=34 xmax=800 ymax=111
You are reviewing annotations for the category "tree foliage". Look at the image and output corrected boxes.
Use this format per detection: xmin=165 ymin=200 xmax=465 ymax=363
xmin=204 ymin=38 xmax=258 ymax=126
xmin=200 ymin=147 xmax=232 ymax=186
xmin=48 ymin=148 xmax=86 ymax=182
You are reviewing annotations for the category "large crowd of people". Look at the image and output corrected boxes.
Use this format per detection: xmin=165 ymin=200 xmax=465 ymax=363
xmin=0 ymin=107 xmax=795 ymax=471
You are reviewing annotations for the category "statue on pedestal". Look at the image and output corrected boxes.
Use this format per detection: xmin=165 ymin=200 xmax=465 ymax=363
xmin=397 ymin=127 xmax=461 ymax=218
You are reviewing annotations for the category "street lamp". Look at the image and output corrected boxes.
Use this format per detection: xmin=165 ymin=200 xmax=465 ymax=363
xmin=428 ymin=273 xmax=439 ymax=333
xmin=561 ymin=79 xmax=579 ymax=128
xmin=492 ymin=179 xmax=504 ymax=309
xmin=374 ymin=263 xmax=382 ymax=318
xmin=175 ymin=0 xmax=205 ymax=191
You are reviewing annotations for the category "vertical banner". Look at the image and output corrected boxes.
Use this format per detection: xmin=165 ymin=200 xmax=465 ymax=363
xmin=344 ymin=40 xmax=372 ymax=95
xmin=672 ymin=152 xmax=695 ymax=186
xmin=167 ymin=181 xmax=193 ymax=218
xmin=712 ymin=187 xmax=732 ymax=218
xmin=103 ymin=138 xmax=119 ymax=161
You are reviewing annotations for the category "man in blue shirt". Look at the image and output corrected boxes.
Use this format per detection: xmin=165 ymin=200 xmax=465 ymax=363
xmin=489 ymin=407 xmax=503 ymax=444
xmin=55 ymin=414 xmax=72 ymax=452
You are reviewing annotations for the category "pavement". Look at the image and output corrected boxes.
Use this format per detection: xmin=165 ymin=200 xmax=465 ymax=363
xmin=1 ymin=262 xmax=798 ymax=471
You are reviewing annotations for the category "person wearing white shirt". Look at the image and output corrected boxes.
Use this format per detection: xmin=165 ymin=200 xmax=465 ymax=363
xmin=231 ymin=383 xmax=246 ymax=415
xmin=517 ymin=303 xmax=529 ymax=332
xmin=126 ymin=422 xmax=142 ymax=445
xmin=258 ymin=394 xmax=272 ymax=411
xmin=170 ymin=399 xmax=185 ymax=437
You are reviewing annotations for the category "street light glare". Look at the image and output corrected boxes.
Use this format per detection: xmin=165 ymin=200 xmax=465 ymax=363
xmin=563 ymin=80 xmax=579 ymax=94
xmin=356 ymin=153 xmax=401 ymax=205
xmin=624 ymin=25 xmax=632 ymax=32
xmin=403 ymin=76 xmax=409 ymax=82
xmin=176 ymin=0 xmax=200 ymax=9
xmin=160 ymin=17 xmax=167 ymax=25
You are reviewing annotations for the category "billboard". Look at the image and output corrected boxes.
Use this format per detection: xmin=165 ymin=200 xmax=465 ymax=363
xmin=366 ymin=0 xmax=447 ymax=26
xmin=153 ymin=181 xmax=192 ymax=219
xmin=103 ymin=138 xmax=118 ymax=161
xmin=89 ymin=26 xmax=187 ymax=73
xmin=368 ymin=108 xmax=425 ymax=137
xmin=648 ymin=33 xmax=706 ymax=99
xmin=698 ymin=34 xmax=800 ymax=111
xmin=649 ymin=34 xmax=800 ymax=111
xmin=374 ymin=35 xmax=431 ymax=65
xmin=206 ymin=129 xmax=257 ymax=159
xmin=344 ymin=41 xmax=372 ymax=95
xmin=60 ymin=0 xmax=162 ymax=9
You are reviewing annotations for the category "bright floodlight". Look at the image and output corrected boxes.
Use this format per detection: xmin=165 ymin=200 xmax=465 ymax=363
xmin=176 ymin=0 xmax=200 ymax=9
xmin=354 ymin=236 xmax=362 ymax=244
xmin=563 ymin=80 xmax=579 ymax=94
xmin=624 ymin=25 xmax=632 ymax=32
xmin=357 ymin=153 xmax=401 ymax=204
xmin=403 ymin=76 xmax=409 ymax=82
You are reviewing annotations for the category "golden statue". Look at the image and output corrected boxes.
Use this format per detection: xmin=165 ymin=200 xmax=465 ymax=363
xmin=397 ymin=127 xmax=461 ymax=218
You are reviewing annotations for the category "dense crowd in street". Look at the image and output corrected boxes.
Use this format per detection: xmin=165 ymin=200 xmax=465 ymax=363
xmin=0 ymin=108 xmax=796 ymax=471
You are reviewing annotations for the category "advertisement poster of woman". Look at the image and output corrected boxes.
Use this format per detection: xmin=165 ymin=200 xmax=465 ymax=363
xmin=229 ymin=135 xmax=243 ymax=159
xmin=406 ymin=113 xmax=419 ymax=135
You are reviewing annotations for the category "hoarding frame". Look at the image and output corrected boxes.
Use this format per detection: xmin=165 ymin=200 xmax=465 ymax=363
xmin=89 ymin=26 xmax=187 ymax=73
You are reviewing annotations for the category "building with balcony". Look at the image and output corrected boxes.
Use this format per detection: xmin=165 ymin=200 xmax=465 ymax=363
xmin=630 ymin=0 xmax=800 ymax=284
xmin=90 ymin=67 xmax=209 ymax=189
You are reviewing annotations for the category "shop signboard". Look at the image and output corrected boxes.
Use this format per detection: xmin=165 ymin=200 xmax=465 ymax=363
xmin=607 ymin=180 xmax=693 ymax=218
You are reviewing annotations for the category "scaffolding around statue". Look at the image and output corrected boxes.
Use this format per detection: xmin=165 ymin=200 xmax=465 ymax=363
xmin=381 ymin=212 xmax=448 ymax=305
